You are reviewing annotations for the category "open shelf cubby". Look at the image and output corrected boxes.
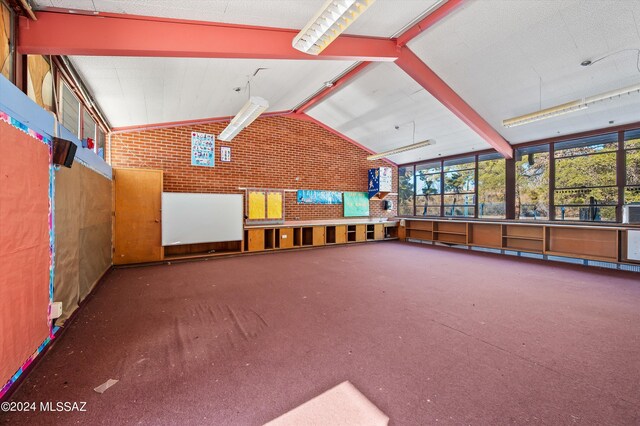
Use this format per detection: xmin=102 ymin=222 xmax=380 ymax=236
xmin=366 ymin=224 xmax=375 ymax=240
xmin=347 ymin=225 xmax=357 ymax=242
xmin=164 ymin=241 xmax=242 ymax=260
xmin=326 ymin=226 xmax=336 ymax=244
xmin=264 ymin=228 xmax=275 ymax=250
xmin=302 ymin=227 xmax=314 ymax=246
xmin=293 ymin=227 xmax=302 ymax=246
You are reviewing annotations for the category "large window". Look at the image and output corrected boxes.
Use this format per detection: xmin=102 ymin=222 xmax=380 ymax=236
xmin=554 ymin=134 xmax=618 ymax=221
xmin=625 ymin=129 xmax=640 ymax=204
xmin=516 ymin=144 xmax=549 ymax=220
xmin=478 ymin=153 xmax=505 ymax=218
xmin=398 ymin=127 xmax=640 ymax=223
xmin=398 ymin=165 xmax=415 ymax=216
xmin=415 ymin=162 xmax=441 ymax=216
xmin=443 ymin=157 xmax=475 ymax=217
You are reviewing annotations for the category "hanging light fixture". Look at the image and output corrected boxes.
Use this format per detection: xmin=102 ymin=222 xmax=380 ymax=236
xmin=293 ymin=0 xmax=376 ymax=55
xmin=218 ymin=97 xmax=269 ymax=141
xmin=367 ymin=140 xmax=436 ymax=160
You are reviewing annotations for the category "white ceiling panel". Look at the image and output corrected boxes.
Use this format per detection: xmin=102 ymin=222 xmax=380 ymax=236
xmin=34 ymin=0 xmax=441 ymax=38
xmin=69 ymin=56 xmax=355 ymax=127
xmin=408 ymin=0 xmax=640 ymax=144
xmin=307 ymin=63 xmax=490 ymax=164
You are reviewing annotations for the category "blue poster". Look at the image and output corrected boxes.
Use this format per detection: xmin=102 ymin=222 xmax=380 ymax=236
xmin=191 ymin=132 xmax=215 ymax=167
xmin=368 ymin=167 xmax=392 ymax=199
xmin=297 ymin=190 xmax=343 ymax=204
xmin=368 ymin=168 xmax=380 ymax=199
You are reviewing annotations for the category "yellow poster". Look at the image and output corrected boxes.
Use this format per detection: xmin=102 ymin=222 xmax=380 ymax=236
xmin=267 ymin=192 xmax=283 ymax=219
xmin=248 ymin=191 xmax=266 ymax=219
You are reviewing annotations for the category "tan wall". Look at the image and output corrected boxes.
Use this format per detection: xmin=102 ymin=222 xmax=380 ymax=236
xmin=54 ymin=163 xmax=112 ymax=325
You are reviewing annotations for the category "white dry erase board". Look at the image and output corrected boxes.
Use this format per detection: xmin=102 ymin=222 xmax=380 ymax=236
xmin=162 ymin=193 xmax=243 ymax=246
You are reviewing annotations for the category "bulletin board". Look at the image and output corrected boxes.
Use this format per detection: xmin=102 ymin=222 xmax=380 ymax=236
xmin=0 ymin=120 xmax=51 ymax=388
xmin=343 ymin=192 xmax=370 ymax=217
xmin=246 ymin=189 xmax=284 ymax=224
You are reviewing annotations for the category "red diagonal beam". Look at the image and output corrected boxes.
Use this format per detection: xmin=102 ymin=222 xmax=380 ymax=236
xmin=395 ymin=47 xmax=513 ymax=158
xmin=17 ymin=11 xmax=399 ymax=61
xmin=296 ymin=0 xmax=464 ymax=113
xmin=397 ymin=0 xmax=465 ymax=47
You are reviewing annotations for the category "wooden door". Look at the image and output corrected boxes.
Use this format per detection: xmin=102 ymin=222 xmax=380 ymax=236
xmin=335 ymin=225 xmax=347 ymax=244
xmin=247 ymin=229 xmax=265 ymax=251
xmin=355 ymin=224 xmax=366 ymax=242
xmin=114 ymin=168 xmax=163 ymax=265
xmin=280 ymin=228 xmax=294 ymax=249
xmin=374 ymin=224 xmax=385 ymax=240
xmin=313 ymin=226 xmax=325 ymax=246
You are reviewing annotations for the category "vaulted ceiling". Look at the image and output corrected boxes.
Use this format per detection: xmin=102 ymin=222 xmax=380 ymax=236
xmin=28 ymin=0 xmax=640 ymax=163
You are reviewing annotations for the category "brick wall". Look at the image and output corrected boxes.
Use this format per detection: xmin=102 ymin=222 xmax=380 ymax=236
xmin=109 ymin=116 xmax=397 ymax=220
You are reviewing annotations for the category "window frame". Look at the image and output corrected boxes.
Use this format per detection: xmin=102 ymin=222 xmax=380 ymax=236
xmin=397 ymin=127 xmax=640 ymax=223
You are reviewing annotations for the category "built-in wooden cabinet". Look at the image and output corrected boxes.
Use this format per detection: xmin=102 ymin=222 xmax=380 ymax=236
xmin=244 ymin=222 xmax=398 ymax=252
xmin=402 ymin=218 xmax=637 ymax=265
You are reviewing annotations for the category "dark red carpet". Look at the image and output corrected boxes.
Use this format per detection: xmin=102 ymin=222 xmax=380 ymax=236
xmin=3 ymin=242 xmax=640 ymax=425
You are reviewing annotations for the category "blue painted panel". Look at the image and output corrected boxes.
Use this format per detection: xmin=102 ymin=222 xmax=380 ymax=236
xmin=0 ymin=75 xmax=112 ymax=179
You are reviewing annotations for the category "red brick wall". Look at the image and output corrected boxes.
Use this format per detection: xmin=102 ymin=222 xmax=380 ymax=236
xmin=109 ymin=116 xmax=397 ymax=220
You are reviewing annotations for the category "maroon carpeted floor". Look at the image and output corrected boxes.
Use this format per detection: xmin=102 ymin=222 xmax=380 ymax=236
xmin=2 ymin=242 xmax=640 ymax=425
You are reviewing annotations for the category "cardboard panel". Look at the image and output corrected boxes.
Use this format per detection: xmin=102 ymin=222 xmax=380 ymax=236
xmin=0 ymin=121 xmax=51 ymax=387
xmin=54 ymin=163 xmax=112 ymax=324
xmin=53 ymin=164 xmax=81 ymax=324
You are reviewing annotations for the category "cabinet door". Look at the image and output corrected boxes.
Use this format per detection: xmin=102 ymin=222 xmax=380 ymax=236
xmin=114 ymin=168 xmax=163 ymax=264
xmin=335 ymin=225 xmax=347 ymax=244
xmin=280 ymin=228 xmax=294 ymax=249
xmin=247 ymin=229 xmax=265 ymax=251
xmin=355 ymin=224 xmax=366 ymax=242
xmin=374 ymin=224 xmax=385 ymax=240
xmin=313 ymin=226 xmax=325 ymax=246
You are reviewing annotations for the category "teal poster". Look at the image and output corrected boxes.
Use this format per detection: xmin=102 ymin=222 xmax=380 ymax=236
xmin=297 ymin=190 xmax=342 ymax=204
xmin=343 ymin=192 xmax=370 ymax=217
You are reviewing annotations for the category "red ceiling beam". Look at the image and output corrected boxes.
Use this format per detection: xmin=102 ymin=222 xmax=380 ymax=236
xmin=396 ymin=0 xmax=465 ymax=47
xmin=395 ymin=47 xmax=513 ymax=158
xmin=17 ymin=11 xmax=399 ymax=61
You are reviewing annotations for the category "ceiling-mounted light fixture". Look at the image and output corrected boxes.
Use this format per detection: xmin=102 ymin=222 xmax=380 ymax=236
xmin=293 ymin=0 xmax=376 ymax=55
xmin=503 ymin=82 xmax=640 ymax=128
xmin=218 ymin=97 xmax=269 ymax=141
xmin=367 ymin=140 xmax=436 ymax=161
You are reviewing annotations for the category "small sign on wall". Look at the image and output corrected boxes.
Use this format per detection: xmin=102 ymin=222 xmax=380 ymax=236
xmin=191 ymin=132 xmax=215 ymax=167
xmin=221 ymin=146 xmax=231 ymax=162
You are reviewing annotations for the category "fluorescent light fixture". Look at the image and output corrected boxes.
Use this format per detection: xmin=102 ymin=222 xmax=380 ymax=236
xmin=367 ymin=140 xmax=436 ymax=161
xmin=218 ymin=96 xmax=269 ymax=141
xmin=503 ymin=82 xmax=640 ymax=128
xmin=293 ymin=0 xmax=376 ymax=55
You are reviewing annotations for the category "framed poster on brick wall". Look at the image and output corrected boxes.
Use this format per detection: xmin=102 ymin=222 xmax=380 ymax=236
xmin=191 ymin=132 xmax=215 ymax=167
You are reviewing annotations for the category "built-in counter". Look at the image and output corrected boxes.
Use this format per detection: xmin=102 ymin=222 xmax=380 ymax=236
xmin=399 ymin=217 xmax=639 ymax=265
xmin=244 ymin=218 xmax=398 ymax=252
